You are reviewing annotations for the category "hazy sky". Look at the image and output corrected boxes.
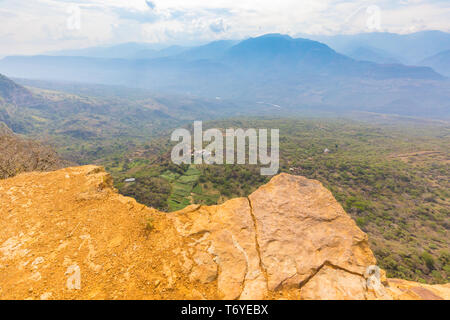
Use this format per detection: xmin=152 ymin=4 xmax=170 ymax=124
xmin=1 ymin=0 xmax=449 ymax=56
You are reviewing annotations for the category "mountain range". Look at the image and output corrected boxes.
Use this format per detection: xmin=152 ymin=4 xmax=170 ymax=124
xmin=0 ymin=33 xmax=450 ymax=118
xmin=0 ymin=73 xmax=37 ymax=106
xmin=45 ymin=30 xmax=450 ymax=66
xmin=0 ymin=34 xmax=443 ymax=81
xmin=305 ymin=30 xmax=450 ymax=65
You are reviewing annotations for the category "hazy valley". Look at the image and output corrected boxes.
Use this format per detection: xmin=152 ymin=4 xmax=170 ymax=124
xmin=0 ymin=29 xmax=449 ymax=300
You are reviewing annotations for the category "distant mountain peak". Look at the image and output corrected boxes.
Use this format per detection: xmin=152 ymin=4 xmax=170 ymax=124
xmin=227 ymin=34 xmax=335 ymax=61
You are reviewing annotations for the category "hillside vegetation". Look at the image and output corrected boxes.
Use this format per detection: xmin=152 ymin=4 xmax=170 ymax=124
xmin=105 ymin=117 xmax=449 ymax=285
xmin=2 ymin=34 xmax=450 ymax=118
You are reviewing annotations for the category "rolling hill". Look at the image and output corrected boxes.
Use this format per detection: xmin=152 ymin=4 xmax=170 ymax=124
xmin=0 ymin=121 xmax=69 ymax=179
xmin=223 ymin=34 xmax=440 ymax=79
xmin=1 ymin=34 xmax=448 ymax=118
xmin=420 ymin=50 xmax=450 ymax=77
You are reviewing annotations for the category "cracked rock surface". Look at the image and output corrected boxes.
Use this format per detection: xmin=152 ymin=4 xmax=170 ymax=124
xmin=0 ymin=166 xmax=448 ymax=300
xmin=248 ymin=173 xmax=377 ymax=297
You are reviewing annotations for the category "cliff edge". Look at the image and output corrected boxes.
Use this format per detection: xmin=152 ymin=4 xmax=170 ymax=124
xmin=0 ymin=166 xmax=448 ymax=300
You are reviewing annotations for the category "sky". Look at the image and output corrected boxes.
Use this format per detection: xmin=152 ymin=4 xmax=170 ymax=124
xmin=0 ymin=0 xmax=449 ymax=56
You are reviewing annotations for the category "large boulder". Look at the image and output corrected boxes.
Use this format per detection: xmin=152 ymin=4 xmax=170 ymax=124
xmin=248 ymin=174 xmax=377 ymax=295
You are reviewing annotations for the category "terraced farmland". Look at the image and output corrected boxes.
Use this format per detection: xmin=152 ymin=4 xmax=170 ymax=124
xmin=165 ymin=165 xmax=201 ymax=211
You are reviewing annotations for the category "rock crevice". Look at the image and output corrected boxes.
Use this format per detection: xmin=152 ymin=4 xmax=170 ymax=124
xmin=246 ymin=197 xmax=269 ymax=296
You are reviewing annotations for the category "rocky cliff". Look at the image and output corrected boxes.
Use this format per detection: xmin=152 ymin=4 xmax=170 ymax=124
xmin=0 ymin=166 xmax=448 ymax=300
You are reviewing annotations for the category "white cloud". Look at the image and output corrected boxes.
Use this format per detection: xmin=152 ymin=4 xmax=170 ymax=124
xmin=0 ymin=0 xmax=449 ymax=56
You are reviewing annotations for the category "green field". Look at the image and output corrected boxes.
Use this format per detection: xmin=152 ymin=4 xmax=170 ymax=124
xmin=165 ymin=166 xmax=201 ymax=211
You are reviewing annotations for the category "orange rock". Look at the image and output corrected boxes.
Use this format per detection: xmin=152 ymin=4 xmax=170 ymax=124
xmin=0 ymin=166 xmax=448 ymax=300
xmin=248 ymin=173 xmax=376 ymax=294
